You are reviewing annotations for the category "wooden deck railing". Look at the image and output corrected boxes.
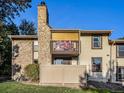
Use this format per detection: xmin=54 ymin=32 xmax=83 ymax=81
xmin=51 ymin=40 xmax=80 ymax=55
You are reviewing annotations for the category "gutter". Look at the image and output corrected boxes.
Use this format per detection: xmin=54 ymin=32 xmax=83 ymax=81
xmin=109 ymin=40 xmax=115 ymax=82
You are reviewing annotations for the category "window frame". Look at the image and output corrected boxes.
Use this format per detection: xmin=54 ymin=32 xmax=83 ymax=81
xmin=92 ymin=36 xmax=102 ymax=49
xmin=33 ymin=41 xmax=38 ymax=64
xmin=33 ymin=41 xmax=38 ymax=52
xmin=91 ymin=57 xmax=102 ymax=72
xmin=116 ymin=66 xmax=124 ymax=81
xmin=117 ymin=45 xmax=124 ymax=58
xmin=34 ymin=45 xmax=38 ymax=52
xmin=52 ymin=57 xmax=78 ymax=65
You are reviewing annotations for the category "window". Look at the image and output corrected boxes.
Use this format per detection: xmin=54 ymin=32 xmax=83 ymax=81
xmin=117 ymin=45 xmax=124 ymax=57
xmin=33 ymin=41 xmax=38 ymax=63
xmin=116 ymin=67 xmax=124 ymax=81
xmin=92 ymin=36 xmax=102 ymax=49
xmin=92 ymin=57 xmax=102 ymax=72
xmin=53 ymin=57 xmax=72 ymax=65
xmin=34 ymin=41 xmax=38 ymax=52
xmin=53 ymin=57 xmax=78 ymax=65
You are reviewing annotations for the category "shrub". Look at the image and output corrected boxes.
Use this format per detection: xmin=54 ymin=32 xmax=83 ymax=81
xmin=25 ymin=64 xmax=39 ymax=81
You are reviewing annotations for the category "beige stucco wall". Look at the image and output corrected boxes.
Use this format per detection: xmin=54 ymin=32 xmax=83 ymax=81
xmin=40 ymin=65 xmax=86 ymax=88
xmin=117 ymin=58 xmax=124 ymax=66
xmin=79 ymin=35 xmax=110 ymax=82
xmin=111 ymin=45 xmax=124 ymax=66
xmin=12 ymin=40 xmax=34 ymax=78
xmin=110 ymin=44 xmax=124 ymax=82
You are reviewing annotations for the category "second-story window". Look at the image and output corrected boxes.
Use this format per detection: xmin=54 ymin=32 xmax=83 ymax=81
xmin=92 ymin=36 xmax=102 ymax=49
xmin=117 ymin=45 xmax=124 ymax=57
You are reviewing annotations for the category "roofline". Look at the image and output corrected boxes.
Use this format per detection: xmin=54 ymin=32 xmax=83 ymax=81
xmin=51 ymin=29 xmax=79 ymax=33
xmin=80 ymin=30 xmax=112 ymax=36
xmin=80 ymin=30 xmax=112 ymax=33
xmin=9 ymin=35 xmax=38 ymax=40
xmin=109 ymin=40 xmax=124 ymax=44
xmin=9 ymin=29 xmax=112 ymax=40
xmin=51 ymin=29 xmax=79 ymax=31
xmin=51 ymin=28 xmax=112 ymax=31
xmin=51 ymin=29 xmax=112 ymax=34
xmin=80 ymin=30 xmax=112 ymax=31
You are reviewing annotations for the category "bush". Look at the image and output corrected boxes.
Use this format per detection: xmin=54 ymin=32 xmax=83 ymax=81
xmin=25 ymin=64 xmax=39 ymax=81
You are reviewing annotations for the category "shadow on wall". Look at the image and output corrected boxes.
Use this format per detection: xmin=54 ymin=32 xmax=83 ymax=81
xmin=12 ymin=64 xmax=28 ymax=82
xmin=12 ymin=64 xmax=21 ymax=76
xmin=12 ymin=44 xmax=27 ymax=82
xmin=87 ymin=60 xmax=116 ymax=83
xmin=79 ymin=72 xmax=88 ymax=88
xmin=83 ymin=63 xmax=124 ymax=92
xmin=12 ymin=44 xmax=19 ymax=59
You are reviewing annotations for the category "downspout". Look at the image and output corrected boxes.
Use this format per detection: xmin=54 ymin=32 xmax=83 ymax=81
xmin=109 ymin=40 xmax=115 ymax=82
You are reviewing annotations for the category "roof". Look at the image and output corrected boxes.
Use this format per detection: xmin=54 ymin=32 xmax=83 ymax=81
xmin=51 ymin=29 xmax=79 ymax=33
xmin=51 ymin=29 xmax=111 ymax=35
xmin=10 ymin=30 xmax=112 ymax=40
xmin=80 ymin=30 xmax=112 ymax=36
xmin=10 ymin=35 xmax=38 ymax=40
xmin=109 ymin=40 xmax=124 ymax=44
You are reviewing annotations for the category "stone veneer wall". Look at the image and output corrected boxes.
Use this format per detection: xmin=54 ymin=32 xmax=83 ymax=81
xmin=12 ymin=40 xmax=33 ymax=79
xmin=38 ymin=4 xmax=51 ymax=66
xmin=38 ymin=25 xmax=51 ymax=65
xmin=38 ymin=4 xmax=51 ymax=85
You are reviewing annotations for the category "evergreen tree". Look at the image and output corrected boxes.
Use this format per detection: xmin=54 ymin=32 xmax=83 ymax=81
xmin=0 ymin=0 xmax=32 ymax=23
xmin=0 ymin=0 xmax=33 ymax=76
xmin=0 ymin=23 xmax=19 ymax=76
xmin=19 ymin=19 xmax=37 ymax=35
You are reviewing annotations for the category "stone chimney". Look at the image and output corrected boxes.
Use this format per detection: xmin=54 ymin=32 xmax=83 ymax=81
xmin=38 ymin=0 xmax=51 ymax=65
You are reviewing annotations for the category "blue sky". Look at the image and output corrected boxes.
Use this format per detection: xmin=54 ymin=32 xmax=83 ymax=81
xmin=14 ymin=0 xmax=124 ymax=39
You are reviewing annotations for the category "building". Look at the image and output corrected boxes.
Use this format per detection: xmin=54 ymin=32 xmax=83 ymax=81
xmin=10 ymin=1 xmax=124 ymax=87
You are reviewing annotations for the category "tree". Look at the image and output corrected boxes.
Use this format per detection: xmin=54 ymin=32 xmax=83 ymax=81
xmin=0 ymin=23 xmax=3 ymax=43
xmin=0 ymin=0 xmax=32 ymax=76
xmin=118 ymin=37 xmax=124 ymax=40
xmin=0 ymin=0 xmax=32 ymax=23
xmin=0 ymin=23 xmax=19 ymax=76
xmin=19 ymin=19 xmax=37 ymax=35
xmin=5 ymin=23 xmax=20 ymax=35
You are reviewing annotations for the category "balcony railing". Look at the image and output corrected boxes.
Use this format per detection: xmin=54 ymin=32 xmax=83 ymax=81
xmin=51 ymin=40 xmax=80 ymax=55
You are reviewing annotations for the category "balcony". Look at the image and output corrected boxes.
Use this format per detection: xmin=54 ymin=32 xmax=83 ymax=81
xmin=51 ymin=40 xmax=80 ymax=55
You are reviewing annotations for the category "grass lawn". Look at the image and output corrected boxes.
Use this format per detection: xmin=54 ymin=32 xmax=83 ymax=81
xmin=0 ymin=81 xmax=111 ymax=93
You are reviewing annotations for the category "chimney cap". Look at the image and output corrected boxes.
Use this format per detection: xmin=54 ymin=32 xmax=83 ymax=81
xmin=40 ymin=0 xmax=46 ymax=6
